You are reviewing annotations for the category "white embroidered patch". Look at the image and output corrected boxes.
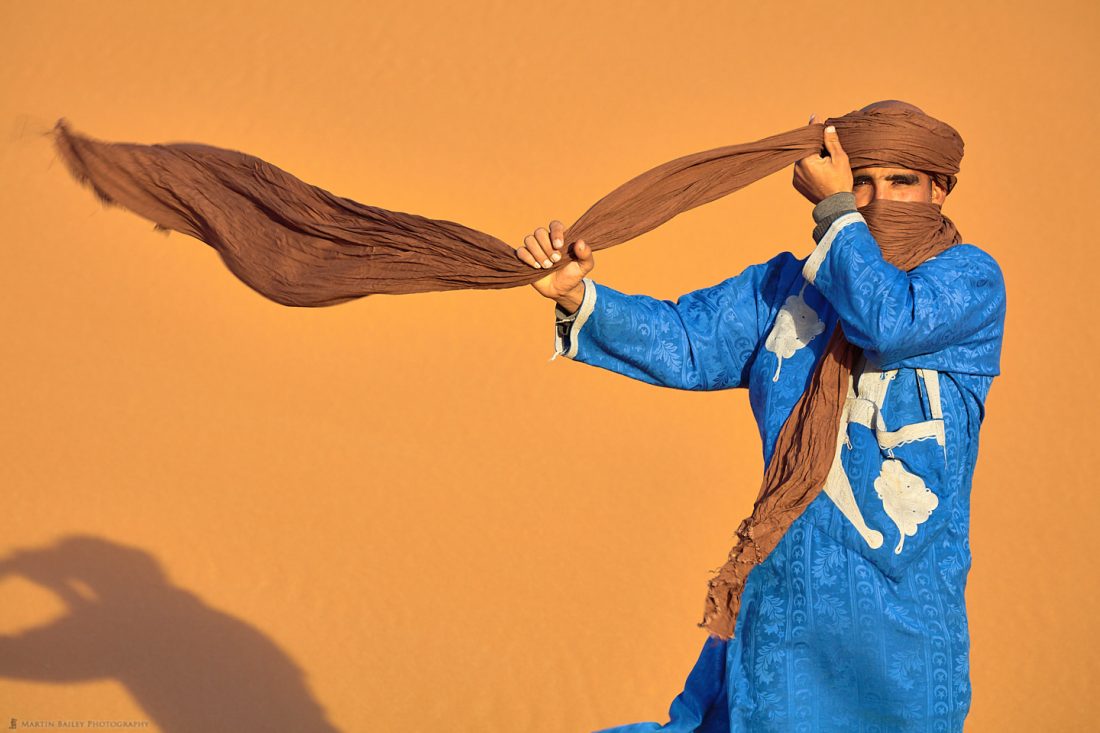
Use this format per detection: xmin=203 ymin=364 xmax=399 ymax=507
xmin=823 ymin=369 xmax=884 ymax=550
xmin=874 ymin=459 xmax=939 ymax=555
xmin=764 ymin=283 xmax=825 ymax=381
xmin=824 ymin=438 xmax=885 ymax=550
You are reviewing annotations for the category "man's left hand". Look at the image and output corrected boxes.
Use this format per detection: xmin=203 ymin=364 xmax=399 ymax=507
xmin=793 ymin=115 xmax=854 ymax=204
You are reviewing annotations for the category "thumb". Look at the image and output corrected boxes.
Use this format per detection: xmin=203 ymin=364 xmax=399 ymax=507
xmin=574 ymin=239 xmax=595 ymax=272
xmin=822 ymin=125 xmax=846 ymax=160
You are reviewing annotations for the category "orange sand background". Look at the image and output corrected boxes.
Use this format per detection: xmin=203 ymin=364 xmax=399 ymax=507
xmin=2 ymin=1 xmax=1097 ymax=730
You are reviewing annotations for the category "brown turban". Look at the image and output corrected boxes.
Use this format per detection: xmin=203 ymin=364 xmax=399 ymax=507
xmin=843 ymin=99 xmax=962 ymax=193
xmin=50 ymin=102 xmax=965 ymax=639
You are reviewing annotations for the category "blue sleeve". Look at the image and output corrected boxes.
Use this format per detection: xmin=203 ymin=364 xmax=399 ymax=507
xmin=802 ymin=212 xmax=1006 ymax=375
xmin=552 ymin=252 xmax=795 ymax=390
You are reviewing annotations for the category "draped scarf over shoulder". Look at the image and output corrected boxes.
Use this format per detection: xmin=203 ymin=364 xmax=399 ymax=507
xmin=50 ymin=101 xmax=965 ymax=640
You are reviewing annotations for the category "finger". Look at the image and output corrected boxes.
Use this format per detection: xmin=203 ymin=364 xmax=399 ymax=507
xmin=808 ymin=113 xmax=816 ymax=125
xmin=516 ymin=242 xmax=540 ymax=268
xmin=549 ymin=220 xmax=565 ymax=249
xmin=823 ymin=125 xmax=846 ymax=160
xmin=524 ymin=233 xmax=549 ymax=268
xmin=534 ymin=227 xmax=556 ymax=266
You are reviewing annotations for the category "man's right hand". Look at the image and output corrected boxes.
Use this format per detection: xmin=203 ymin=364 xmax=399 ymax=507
xmin=515 ymin=219 xmax=595 ymax=314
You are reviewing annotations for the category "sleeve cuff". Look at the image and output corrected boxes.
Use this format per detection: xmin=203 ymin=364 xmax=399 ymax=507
xmin=555 ymin=304 xmax=578 ymax=322
xmin=811 ymin=191 xmax=857 ymax=243
xmin=550 ymin=278 xmax=597 ymax=361
xmin=803 ymin=211 xmax=865 ymax=284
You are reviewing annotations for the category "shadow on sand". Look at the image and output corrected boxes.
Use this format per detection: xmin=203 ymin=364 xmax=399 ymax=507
xmin=0 ymin=534 xmax=343 ymax=732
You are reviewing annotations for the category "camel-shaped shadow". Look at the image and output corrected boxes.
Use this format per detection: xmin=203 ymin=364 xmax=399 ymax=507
xmin=0 ymin=534 xmax=342 ymax=732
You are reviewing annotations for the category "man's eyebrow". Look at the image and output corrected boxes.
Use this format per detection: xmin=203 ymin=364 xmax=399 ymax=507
xmin=885 ymin=173 xmax=920 ymax=183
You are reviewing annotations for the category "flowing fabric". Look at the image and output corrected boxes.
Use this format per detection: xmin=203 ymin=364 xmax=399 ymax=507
xmin=50 ymin=102 xmax=965 ymax=640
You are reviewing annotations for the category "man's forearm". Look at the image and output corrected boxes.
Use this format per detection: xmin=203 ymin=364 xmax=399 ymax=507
xmin=552 ymin=255 xmax=787 ymax=391
xmin=802 ymin=205 xmax=1005 ymax=365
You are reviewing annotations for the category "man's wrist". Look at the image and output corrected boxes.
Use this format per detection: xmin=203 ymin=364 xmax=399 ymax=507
xmin=553 ymin=282 xmax=585 ymax=315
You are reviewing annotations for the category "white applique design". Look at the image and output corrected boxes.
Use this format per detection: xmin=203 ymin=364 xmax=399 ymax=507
xmin=823 ymin=361 xmax=944 ymax=554
xmin=823 ymin=382 xmax=884 ymax=550
xmin=764 ymin=282 xmax=825 ymax=381
xmin=874 ymin=458 xmax=939 ymax=554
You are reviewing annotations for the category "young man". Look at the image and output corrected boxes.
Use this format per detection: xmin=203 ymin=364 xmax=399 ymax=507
xmin=515 ymin=104 xmax=1006 ymax=731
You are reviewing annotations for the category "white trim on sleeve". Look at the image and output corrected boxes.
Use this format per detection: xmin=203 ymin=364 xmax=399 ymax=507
xmin=802 ymin=211 xmax=865 ymax=284
xmin=550 ymin=278 xmax=597 ymax=361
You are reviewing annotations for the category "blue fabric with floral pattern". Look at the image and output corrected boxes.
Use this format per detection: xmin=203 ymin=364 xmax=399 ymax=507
xmin=567 ymin=215 xmax=1006 ymax=732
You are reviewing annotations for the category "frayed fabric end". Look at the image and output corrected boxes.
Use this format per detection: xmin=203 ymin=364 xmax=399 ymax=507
xmin=51 ymin=118 xmax=118 ymax=209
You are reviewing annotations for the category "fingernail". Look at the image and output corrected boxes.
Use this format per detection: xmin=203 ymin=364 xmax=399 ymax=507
xmin=551 ymin=252 xmax=561 ymax=262
xmin=553 ymin=239 xmax=563 ymax=248
xmin=533 ymin=261 xmax=542 ymax=269
xmin=826 ymin=125 xmax=835 ymax=133
xmin=543 ymin=259 xmax=552 ymax=268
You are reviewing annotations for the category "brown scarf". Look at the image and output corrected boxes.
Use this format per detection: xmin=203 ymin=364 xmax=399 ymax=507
xmin=49 ymin=101 xmax=964 ymax=640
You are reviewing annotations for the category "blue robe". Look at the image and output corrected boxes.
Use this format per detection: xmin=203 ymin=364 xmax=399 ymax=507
xmin=554 ymin=211 xmax=1006 ymax=732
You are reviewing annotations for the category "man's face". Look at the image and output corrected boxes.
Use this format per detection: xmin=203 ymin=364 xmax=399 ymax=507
xmin=851 ymin=166 xmax=947 ymax=208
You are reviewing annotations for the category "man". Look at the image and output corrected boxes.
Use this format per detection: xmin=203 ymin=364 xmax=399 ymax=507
xmin=514 ymin=102 xmax=1006 ymax=731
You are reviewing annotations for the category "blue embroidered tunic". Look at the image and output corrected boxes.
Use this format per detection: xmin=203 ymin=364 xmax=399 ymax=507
xmin=553 ymin=198 xmax=1006 ymax=732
